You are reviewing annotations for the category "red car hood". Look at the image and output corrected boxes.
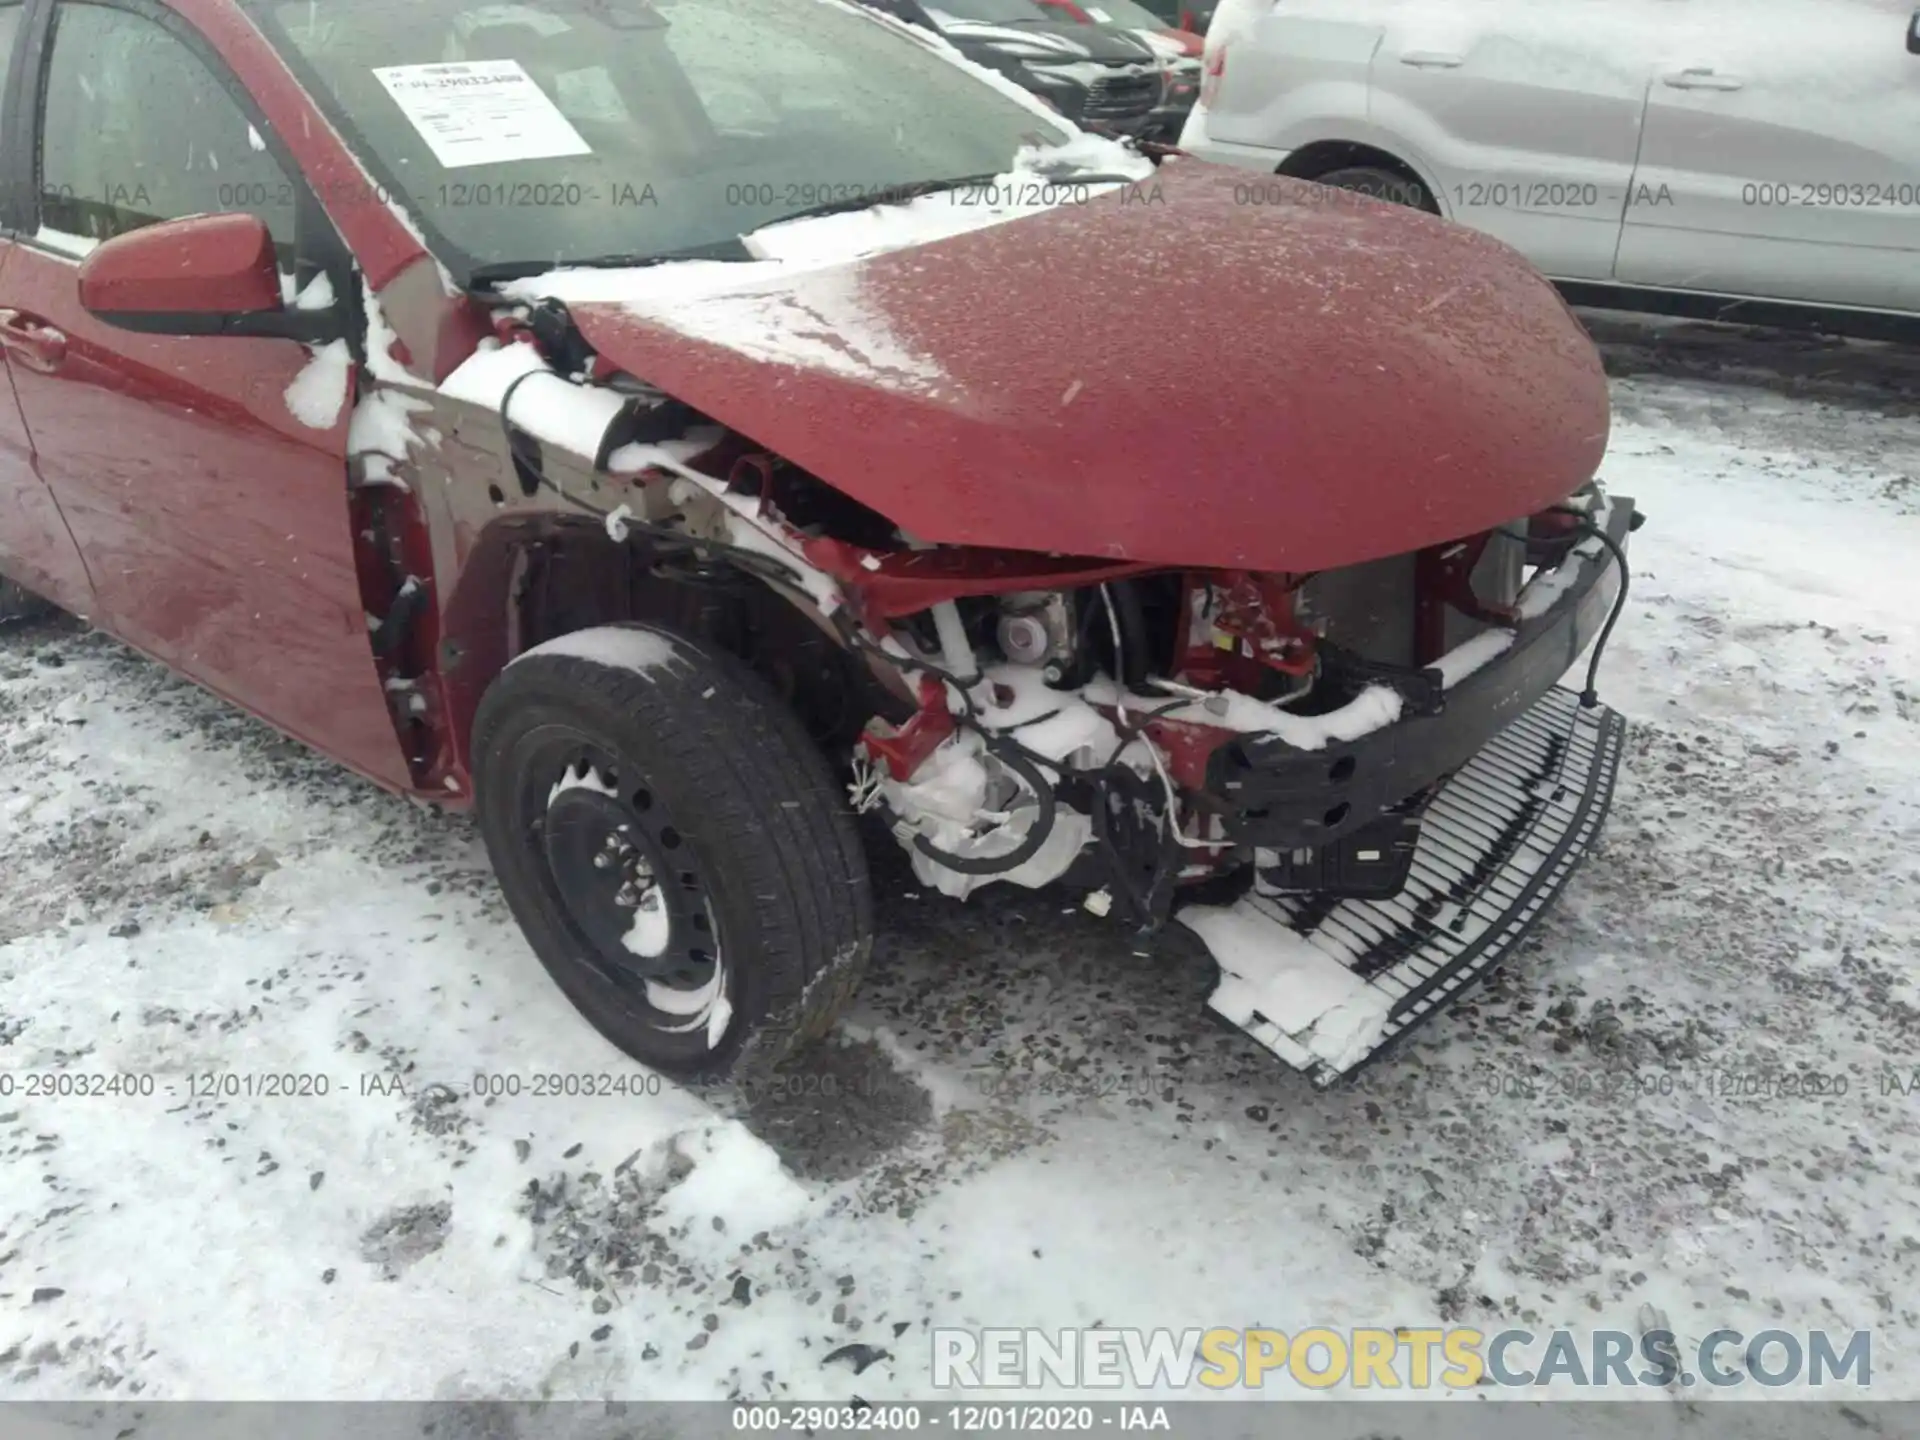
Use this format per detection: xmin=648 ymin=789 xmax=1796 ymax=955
xmin=567 ymin=162 xmax=1609 ymax=574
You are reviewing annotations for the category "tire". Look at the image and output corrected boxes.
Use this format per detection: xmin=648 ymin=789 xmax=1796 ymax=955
xmin=471 ymin=622 xmax=872 ymax=1080
xmin=1312 ymin=164 xmax=1438 ymax=214
xmin=0 ymin=575 xmax=54 ymax=625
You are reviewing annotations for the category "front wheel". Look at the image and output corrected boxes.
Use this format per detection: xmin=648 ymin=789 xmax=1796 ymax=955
xmin=471 ymin=624 xmax=872 ymax=1079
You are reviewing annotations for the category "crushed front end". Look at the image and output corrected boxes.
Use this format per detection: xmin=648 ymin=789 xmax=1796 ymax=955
xmin=826 ymin=488 xmax=1639 ymax=1085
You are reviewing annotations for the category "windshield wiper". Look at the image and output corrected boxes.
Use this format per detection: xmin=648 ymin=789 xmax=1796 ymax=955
xmin=467 ymin=236 xmax=756 ymax=290
xmin=464 ymin=162 xmax=1139 ymax=292
xmin=759 ymin=172 xmax=1009 ymax=228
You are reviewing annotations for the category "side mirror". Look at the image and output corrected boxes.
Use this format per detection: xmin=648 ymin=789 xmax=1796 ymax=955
xmin=78 ymin=213 xmax=342 ymax=343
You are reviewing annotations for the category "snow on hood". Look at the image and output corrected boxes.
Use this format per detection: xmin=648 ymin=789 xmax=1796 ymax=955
xmin=493 ymin=133 xmax=1151 ymax=399
xmin=596 ymin=264 xmax=949 ymax=396
xmin=503 ymin=159 xmax=1607 ymax=575
xmin=935 ymin=19 xmax=1095 ymax=58
xmin=506 ymin=130 xmax=1150 ymax=302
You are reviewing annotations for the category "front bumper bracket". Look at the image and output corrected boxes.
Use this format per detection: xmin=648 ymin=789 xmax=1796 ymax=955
xmin=1205 ymin=496 xmax=1634 ymax=852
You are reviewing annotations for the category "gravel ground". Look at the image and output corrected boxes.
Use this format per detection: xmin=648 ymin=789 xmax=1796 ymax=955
xmin=0 ymin=324 xmax=1916 ymax=1406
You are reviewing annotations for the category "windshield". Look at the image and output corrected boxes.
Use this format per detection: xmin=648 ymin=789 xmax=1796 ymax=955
xmin=247 ymin=0 xmax=1073 ymax=279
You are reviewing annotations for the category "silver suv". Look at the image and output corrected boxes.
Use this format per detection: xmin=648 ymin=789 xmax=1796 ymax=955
xmin=1181 ymin=0 xmax=1920 ymax=328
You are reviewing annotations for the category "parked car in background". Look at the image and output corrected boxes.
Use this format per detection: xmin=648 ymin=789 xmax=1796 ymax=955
xmin=1137 ymin=0 xmax=1216 ymax=34
xmin=1182 ymin=0 xmax=1920 ymax=332
xmin=1057 ymin=0 xmax=1205 ymax=141
xmin=857 ymin=0 xmax=1165 ymax=135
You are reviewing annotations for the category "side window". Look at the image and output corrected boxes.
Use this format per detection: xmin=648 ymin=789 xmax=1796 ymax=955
xmin=38 ymin=2 xmax=297 ymax=259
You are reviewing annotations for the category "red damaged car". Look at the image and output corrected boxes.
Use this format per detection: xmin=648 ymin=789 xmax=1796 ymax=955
xmin=0 ymin=0 xmax=1635 ymax=1086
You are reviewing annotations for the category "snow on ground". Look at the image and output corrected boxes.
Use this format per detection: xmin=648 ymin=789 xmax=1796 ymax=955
xmin=1 ymin=324 xmax=1918 ymax=1404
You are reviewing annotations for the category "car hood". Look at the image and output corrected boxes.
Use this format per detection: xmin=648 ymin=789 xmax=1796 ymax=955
xmin=563 ymin=162 xmax=1610 ymax=574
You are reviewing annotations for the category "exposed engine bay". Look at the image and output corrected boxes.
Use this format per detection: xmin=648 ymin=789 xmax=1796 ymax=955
xmin=843 ymin=509 xmax=1623 ymax=913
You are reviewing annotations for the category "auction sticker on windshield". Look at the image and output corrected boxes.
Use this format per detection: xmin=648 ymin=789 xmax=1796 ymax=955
xmin=374 ymin=60 xmax=592 ymax=169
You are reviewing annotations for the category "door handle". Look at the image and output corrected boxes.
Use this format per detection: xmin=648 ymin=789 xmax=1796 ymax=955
xmin=1399 ymin=50 xmax=1464 ymax=68
xmin=1662 ymin=67 xmax=1744 ymax=90
xmin=0 ymin=310 xmax=69 ymax=372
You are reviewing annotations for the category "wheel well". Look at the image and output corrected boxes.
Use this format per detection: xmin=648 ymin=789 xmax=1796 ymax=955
xmin=1276 ymin=141 xmax=1438 ymax=208
xmin=437 ymin=517 xmax=892 ymax=785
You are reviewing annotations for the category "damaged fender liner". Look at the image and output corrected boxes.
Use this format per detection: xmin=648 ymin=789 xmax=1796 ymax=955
xmin=1208 ymin=497 xmax=1636 ymax=851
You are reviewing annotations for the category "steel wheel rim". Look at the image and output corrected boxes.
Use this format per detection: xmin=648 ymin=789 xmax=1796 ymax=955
xmin=518 ymin=735 xmax=725 ymax=1029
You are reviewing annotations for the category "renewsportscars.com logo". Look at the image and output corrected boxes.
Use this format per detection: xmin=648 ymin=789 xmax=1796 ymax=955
xmin=931 ymin=1326 xmax=1872 ymax=1391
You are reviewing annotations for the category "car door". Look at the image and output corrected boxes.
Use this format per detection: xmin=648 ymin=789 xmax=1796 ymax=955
xmin=0 ymin=0 xmax=92 ymax=613
xmin=1364 ymin=0 xmax=1651 ymax=281
xmin=0 ymin=0 xmax=409 ymax=787
xmin=1615 ymin=0 xmax=1920 ymax=313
